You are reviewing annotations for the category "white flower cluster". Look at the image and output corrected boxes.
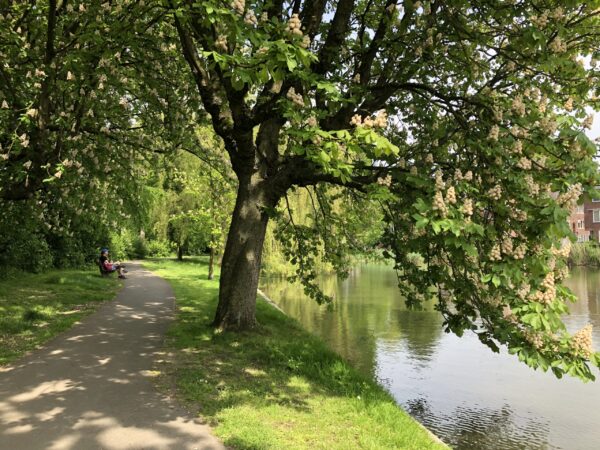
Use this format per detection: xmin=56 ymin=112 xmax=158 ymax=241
xmin=286 ymin=87 xmax=304 ymax=106
xmin=463 ymin=170 xmax=473 ymax=181
xmin=488 ymin=125 xmax=499 ymax=141
xmin=511 ymin=208 xmax=528 ymax=222
xmin=564 ymin=97 xmax=574 ymax=111
xmin=511 ymin=124 xmax=530 ymax=138
xmin=501 ymin=236 xmax=513 ymax=255
xmin=377 ymin=175 xmax=392 ymax=187
xmin=215 ymin=35 xmax=228 ymax=52
xmin=525 ymin=330 xmax=545 ymax=350
xmin=539 ymin=117 xmax=558 ymax=134
xmin=524 ymin=174 xmax=540 ymax=196
xmin=513 ymin=243 xmax=527 ymax=260
xmin=548 ymin=36 xmax=567 ymax=53
xmin=244 ymin=10 xmax=257 ymax=26
xmin=306 ymin=116 xmax=317 ymax=127
xmin=461 ymin=198 xmax=473 ymax=217
xmin=454 ymin=169 xmax=463 ymax=181
xmin=552 ymin=240 xmax=572 ymax=259
xmin=531 ymin=12 xmax=549 ymax=28
xmin=25 ymin=108 xmax=38 ymax=118
xmin=19 ymin=133 xmax=29 ymax=147
xmin=557 ymin=183 xmax=582 ymax=211
xmin=516 ymin=157 xmax=532 ymax=170
xmin=425 ymin=153 xmax=434 ymax=164
xmin=435 ymin=170 xmax=445 ymax=190
xmin=410 ymin=166 xmax=418 ymax=175
xmin=512 ymin=140 xmax=523 ymax=154
xmin=350 ymin=114 xmax=362 ymax=126
xmin=583 ymin=114 xmax=594 ymax=129
xmin=287 ymin=13 xmax=303 ymax=36
xmin=489 ymin=244 xmax=502 ymax=261
xmin=572 ymin=324 xmax=593 ymax=358
xmin=552 ymin=7 xmax=565 ymax=20
xmin=362 ymin=110 xmax=388 ymax=128
xmin=432 ymin=191 xmax=448 ymax=217
xmin=300 ymin=35 xmax=311 ymax=48
xmin=488 ymin=184 xmax=502 ymax=200
xmin=511 ymin=95 xmax=526 ymax=116
xmin=531 ymin=272 xmax=555 ymax=304
xmin=513 ymin=283 xmax=529 ymax=302
xmin=231 ymin=0 xmax=245 ymax=15
xmin=445 ymin=186 xmax=457 ymax=204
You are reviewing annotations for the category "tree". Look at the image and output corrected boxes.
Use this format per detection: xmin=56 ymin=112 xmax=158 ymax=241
xmin=167 ymin=0 xmax=600 ymax=380
xmin=0 ymin=0 xmax=198 ymax=267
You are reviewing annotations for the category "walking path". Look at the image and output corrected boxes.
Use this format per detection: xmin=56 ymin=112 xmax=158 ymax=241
xmin=0 ymin=263 xmax=225 ymax=450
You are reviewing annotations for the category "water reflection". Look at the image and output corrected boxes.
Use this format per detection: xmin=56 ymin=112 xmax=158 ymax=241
xmin=262 ymin=265 xmax=600 ymax=450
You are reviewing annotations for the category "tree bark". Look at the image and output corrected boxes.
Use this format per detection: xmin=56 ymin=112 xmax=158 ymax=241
xmin=208 ymin=247 xmax=215 ymax=280
xmin=212 ymin=173 xmax=276 ymax=330
xmin=177 ymin=245 xmax=183 ymax=261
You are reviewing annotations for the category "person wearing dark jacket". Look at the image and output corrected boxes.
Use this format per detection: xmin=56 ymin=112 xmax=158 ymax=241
xmin=99 ymin=248 xmax=127 ymax=279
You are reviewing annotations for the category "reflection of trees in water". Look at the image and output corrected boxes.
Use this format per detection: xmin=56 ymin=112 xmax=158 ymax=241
xmin=262 ymin=265 xmax=445 ymax=375
xmin=564 ymin=268 xmax=600 ymax=333
xmin=393 ymin=311 xmax=444 ymax=360
xmin=405 ymin=398 xmax=553 ymax=450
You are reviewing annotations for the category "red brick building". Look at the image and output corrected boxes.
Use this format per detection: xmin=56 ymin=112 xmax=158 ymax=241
xmin=569 ymin=203 xmax=589 ymax=242
xmin=584 ymin=198 xmax=600 ymax=241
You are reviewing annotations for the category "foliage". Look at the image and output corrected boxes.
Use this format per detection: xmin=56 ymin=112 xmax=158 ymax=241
xmin=0 ymin=269 xmax=120 ymax=365
xmin=146 ymin=240 xmax=173 ymax=258
xmin=0 ymin=0 xmax=199 ymax=270
xmin=143 ymin=258 xmax=447 ymax=450
xmin=569 ymin=242 xmax=600 ymax=266
xmin=167 ymin=0 xmax=600 ymax=380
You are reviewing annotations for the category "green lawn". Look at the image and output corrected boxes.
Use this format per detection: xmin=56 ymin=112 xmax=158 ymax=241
xmin=0 ymin=269 xmax=121 ymax=365
xmin=144 ymin=257 xmax=448 ymax=450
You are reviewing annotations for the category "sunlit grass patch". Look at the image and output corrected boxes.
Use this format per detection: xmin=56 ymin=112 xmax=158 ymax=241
xmin=144 ymin=257 xmax=448 ymax=449
xmin=0 ymin=269 xmax=121 ymax=365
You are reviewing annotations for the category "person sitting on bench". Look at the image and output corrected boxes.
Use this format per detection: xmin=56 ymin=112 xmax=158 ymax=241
xmin=99 ymin=248 xmax=127 ymax=279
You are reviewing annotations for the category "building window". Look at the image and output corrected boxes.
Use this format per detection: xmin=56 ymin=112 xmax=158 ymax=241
xmin=594 ymin=210 xmax=600 ymax=223
xmin=578 ymin=220 xmax=584 ymax=229
xmin=578 ymin=235 xmax=586 ymax=243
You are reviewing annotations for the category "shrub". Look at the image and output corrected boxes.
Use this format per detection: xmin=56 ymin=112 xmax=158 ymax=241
xmin=145 ymin=240 xmax=172 ymax=257
xmin=132 ymin=236 xmax=148 ymax=259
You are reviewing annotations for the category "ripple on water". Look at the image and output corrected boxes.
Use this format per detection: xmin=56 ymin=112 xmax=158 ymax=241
xmin=404 ymin=399 xmax=557 ymax=450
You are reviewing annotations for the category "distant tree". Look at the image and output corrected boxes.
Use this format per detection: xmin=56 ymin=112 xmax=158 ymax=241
xmin=168 ymin=0 xmax=600 ymax=380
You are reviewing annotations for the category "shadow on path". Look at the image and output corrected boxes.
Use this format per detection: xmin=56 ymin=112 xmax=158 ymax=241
xmin=0 ymin=263 xmax=224 ymax=450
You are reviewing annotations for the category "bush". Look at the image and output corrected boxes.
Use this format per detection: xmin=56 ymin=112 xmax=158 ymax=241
xmin=146 ymin=240 xmax=172 ymax=257
xmin=569 ymin=242 xmax=600 ymax=266
xmin=109 ymin=230 xmax=135 ymax=261
xmin=132 ymin=236 xmax=148 ymax=259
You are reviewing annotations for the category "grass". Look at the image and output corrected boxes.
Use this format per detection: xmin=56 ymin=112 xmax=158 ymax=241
xmin=569 ymin=242 xmax=600 ymax=266
xmin=143 ymin=257 xmax=448 ymax=450
xmin=0 ymin=269 xmax=121 ymax=365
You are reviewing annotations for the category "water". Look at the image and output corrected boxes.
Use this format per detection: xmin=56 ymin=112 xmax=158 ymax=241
xmin=261 ymin=265 xmax=600 ymax=450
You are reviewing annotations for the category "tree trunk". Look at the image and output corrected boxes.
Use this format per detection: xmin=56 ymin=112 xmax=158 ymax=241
xmin=212 ymin=174 xmax=275 ymax=330
xmin=208 ymin=247 xmax=215 ymax=280
xmin=177 ymin=245 xmax=183 ymax=261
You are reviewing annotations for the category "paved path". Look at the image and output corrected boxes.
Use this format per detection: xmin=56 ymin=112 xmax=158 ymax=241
xmin=0 ymin=263 xmax=225 ymax=450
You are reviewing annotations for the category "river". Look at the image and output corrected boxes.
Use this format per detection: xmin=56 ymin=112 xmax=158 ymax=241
xmin=261 ymin=265 xmax=600 ymax=450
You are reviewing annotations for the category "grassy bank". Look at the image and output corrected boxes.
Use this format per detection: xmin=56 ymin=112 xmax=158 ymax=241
xmin=569 ymin=242 xmax=600 ymax=266
xmin=143 ymin=257 xmax=447 ymax=450
xmin=0 ymin=270 xmax=121 ymax=365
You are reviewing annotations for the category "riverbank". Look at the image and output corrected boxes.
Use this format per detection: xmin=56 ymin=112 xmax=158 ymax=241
xmin=0 ymin=269 xmax=121 ymax=365
xmin=569 ymin=242 xmax=600 ymax=267
xmin=143 ymin=257 xmax=448 ymax=449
